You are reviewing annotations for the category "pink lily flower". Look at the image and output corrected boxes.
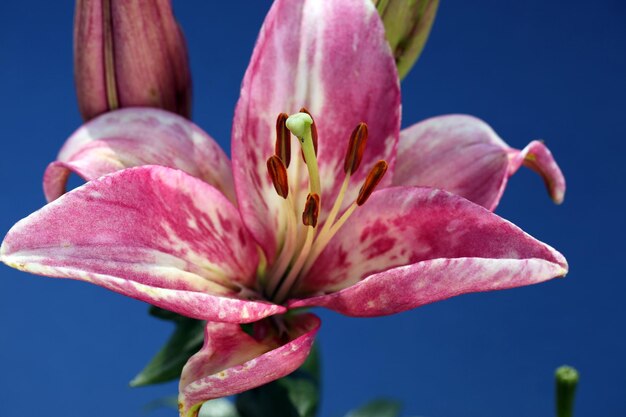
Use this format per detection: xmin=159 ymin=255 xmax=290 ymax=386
xmin=0 ymin=0 xmax=567 ymax=416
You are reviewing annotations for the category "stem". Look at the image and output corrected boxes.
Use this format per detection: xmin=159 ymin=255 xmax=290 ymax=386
xmin=555 ymin=365 xmax=579 ymax=417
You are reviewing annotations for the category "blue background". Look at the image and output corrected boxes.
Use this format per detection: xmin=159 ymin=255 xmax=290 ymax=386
xmin=1 ymin=1 xmax=624 ymax=416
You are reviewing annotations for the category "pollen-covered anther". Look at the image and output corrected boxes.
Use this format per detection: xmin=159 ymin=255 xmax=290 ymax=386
xmin=344 ymin=122 xmax=368 ymax=174
xmin=275 ymin=113 xmax=291 ymax=168
xmin=357 ymin=160 xmax=389 ymax=206
xmin=266 ymin=155 xmax=289 ymax=199
xmin=302 ymin=193 xmax=320 ymax=228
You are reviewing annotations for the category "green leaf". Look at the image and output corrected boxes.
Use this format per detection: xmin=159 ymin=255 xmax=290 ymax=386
xmin=235 ymin=344 xmax=321 ymax=417
xmin=345 ymin=399 xmax=402 ymax=417
xmin=130 ymin=306 xmax=205 ymax=387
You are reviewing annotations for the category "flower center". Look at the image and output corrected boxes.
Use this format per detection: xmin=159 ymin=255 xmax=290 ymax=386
xmin=262 ymin=110 xmax=388 ymax=304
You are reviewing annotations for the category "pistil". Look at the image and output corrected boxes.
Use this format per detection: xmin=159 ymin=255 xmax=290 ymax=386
xmin=285 ymin=113 xmax=321 ymax=197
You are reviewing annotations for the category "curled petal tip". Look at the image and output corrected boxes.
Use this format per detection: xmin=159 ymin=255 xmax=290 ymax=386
xmin=394 ymin=115 xmax=567 ymax=210
xmin=43 ymin=108 xmax=236 ymax=203
xmin=511 ymin=140 xmax=566 ymax=205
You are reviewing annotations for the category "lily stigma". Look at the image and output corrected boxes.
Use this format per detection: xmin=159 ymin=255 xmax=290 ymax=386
xmin=0 ymin=1 xmax=568 ymax=416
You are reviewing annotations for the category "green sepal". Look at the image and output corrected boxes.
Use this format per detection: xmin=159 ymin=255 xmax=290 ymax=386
xmin=130 ymin=306 xmax=205 ymax=387
xmin=235 ymin=344 xmax=321 ymax=417
xmin=345 ymin=399 xmax=402 ymax=417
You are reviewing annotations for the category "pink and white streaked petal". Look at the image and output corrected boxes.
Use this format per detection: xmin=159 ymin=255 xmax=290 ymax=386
xmin=289 ymin=257 xmax=567 ymax=317
xmin=232 ymin=0 xmax=400 ymax=260
xmin=392 ymin=115 xmax=565 ymax=211
xmin=2 ymin=166 xmax=282 ymax=322
xmin=43 ymin=108 xmax=235 ymax=203
xmin=294 ymin=186 xmax=567 ymax=296
xmin=178 ymin=314 xmax=320 ymax=417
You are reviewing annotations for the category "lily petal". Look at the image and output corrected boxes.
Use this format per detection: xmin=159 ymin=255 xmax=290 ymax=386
xmin=391 ymin=115 xmax=566 ymax=210
xmin=43 ymin=108 xmax=235 ymax=203
xmin=291 ymin=186 xmax=567 ymax=316
xmin=178 ymin=314 xmax=320 ymax=417
xmin=232 ymin=0 xmax=400 ymax=260
xmin=2 ymin=166 xmax=283 ymax=322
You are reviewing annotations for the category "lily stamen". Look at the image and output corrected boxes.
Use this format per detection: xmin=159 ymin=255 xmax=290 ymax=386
xmin=264 ymin=192 xmax=297 ymax=297
xmin=300 ymin=160 xmax=389 ymax=279
xmin=317 ymin=122 xmax=369 ymax=242
xmin=356 ymin=160 xmax=389 ymax=206
xmin=302 ymin=193 xmax=320 ymax=228
xmin=344 ymin=122 xmax=368 ymax=175
xmin=275 ymin=113 xmax=291 ymax=168
xmin=268 ymin=112 xmax=387 ymax=301
xmin=273 ymin=193 xmax=320 ymax=303
xmin=266 ymin=155 xmax=289 ymax=199
xmin=265 ymin=152 xmax=298 ymax=297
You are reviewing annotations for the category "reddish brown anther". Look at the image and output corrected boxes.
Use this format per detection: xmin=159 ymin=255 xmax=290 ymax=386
xmin=299 ymin=107 xmax=318 ymax=156
xmin=267 ymin=155 xmax=289 ymax=199
xmin=302 ymin=193 xmax=321 ymax=227
xmin=357 ymin=160 xmax=388 ymax=206
xmin=275 ymin=113 xmax=291 ymax=167
xmin=343 ymin=122 xmax=369 ymax=174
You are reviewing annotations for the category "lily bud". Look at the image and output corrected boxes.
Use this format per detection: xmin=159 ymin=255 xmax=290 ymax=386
xmin=372 ymin=0 xmax=439 ymax=80
xmin=74 ymin=0 xmax=192 ymax=120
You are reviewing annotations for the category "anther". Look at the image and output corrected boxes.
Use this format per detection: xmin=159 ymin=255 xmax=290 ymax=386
xmin=266 ymin=155 xmax=289 ymax=199
xmin=275 ymin=113 xmax=291 ymax=168
xmin=302 ymin=193 xmax=320 ymax=227
xmin=299 ymin=107 xmax=318 ymax=156
xmin=357 ymin=160 xmax=388 ymax=205
xmin=344 ymin=123 xmax=368 ymax=174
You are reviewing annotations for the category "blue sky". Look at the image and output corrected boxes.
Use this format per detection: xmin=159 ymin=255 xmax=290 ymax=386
xmin=0 ymin=1 xmax=624 ymax=416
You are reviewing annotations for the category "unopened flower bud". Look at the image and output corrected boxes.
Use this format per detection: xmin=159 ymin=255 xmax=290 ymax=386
xmin=372 ymin=0 xmax=439 ymax=80
xmin=74 ymin=0 xmax=192 ymax=120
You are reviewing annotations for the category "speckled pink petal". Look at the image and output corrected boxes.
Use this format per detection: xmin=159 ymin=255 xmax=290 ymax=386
xmin=43 ymin=108 xmax=235 ymax=203
xmin=178 ymin=314 xmax=320 ymax=417
xmin=291 ymin=186 xmax=567 ymax=316
xmin=391 ymin=115 xmax=566 ymax=211
xmin=232 ymin=0 xmax=400 ymax=260
xmin=2 ymin=166 xmax=283 ymax=322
